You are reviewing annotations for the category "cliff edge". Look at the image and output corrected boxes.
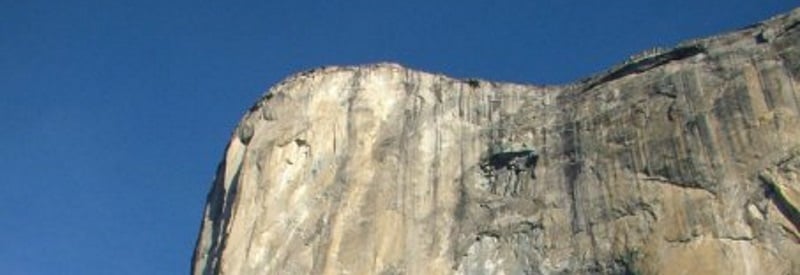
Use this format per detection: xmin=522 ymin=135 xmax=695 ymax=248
xmin=193 ymin=8 xmax=800 ymax=274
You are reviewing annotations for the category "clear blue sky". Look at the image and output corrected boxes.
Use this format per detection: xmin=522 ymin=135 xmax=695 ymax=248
xmin=1 ymin=1 xmax=795 ymax=274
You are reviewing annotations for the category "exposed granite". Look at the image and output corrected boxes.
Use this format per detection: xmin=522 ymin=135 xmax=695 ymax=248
xmin=193 ymin=8 xmax=800 ymax=275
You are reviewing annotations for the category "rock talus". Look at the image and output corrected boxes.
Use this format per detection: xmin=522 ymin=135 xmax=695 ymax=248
xmin=193 ymin=8 xmax=800 ymax=274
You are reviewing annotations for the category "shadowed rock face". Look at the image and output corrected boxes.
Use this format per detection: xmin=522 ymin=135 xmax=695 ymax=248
xmin=193 ymin=8 xmax=800 ymax=275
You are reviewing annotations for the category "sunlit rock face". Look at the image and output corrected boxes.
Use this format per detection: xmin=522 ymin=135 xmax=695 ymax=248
xmin=193 ymin=8 xmax=800 ymax=275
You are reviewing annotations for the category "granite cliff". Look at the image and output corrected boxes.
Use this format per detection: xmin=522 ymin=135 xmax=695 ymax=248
xmin=193 ymin=8 xmax=800 ymax=274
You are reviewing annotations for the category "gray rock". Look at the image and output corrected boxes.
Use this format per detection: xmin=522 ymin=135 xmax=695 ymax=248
xmin=193 ymin=8 xmax=800 ymax=275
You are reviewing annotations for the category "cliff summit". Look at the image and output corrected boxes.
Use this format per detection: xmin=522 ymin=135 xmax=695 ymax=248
xmin=194 ymin=8 xmax=800 ymax=274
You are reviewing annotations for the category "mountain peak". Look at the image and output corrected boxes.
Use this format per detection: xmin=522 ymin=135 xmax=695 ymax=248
xmin=193 ymin=7 xmax=800 ymax=274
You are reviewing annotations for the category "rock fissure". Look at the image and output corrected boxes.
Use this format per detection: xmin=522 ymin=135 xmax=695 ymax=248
xmin=582 ymin=45 xmax=706 ymax=92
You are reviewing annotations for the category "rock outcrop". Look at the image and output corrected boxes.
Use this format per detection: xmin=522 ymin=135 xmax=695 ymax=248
xmin=193 ymin=8 xmax=800 ymax=274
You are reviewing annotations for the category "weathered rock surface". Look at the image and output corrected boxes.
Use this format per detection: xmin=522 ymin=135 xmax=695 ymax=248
xmin=193 ymin=8 xmax=800 ymax=274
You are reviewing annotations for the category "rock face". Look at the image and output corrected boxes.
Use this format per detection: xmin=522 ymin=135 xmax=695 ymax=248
xmin=193 ymin=8 xmax=800 ymax=274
